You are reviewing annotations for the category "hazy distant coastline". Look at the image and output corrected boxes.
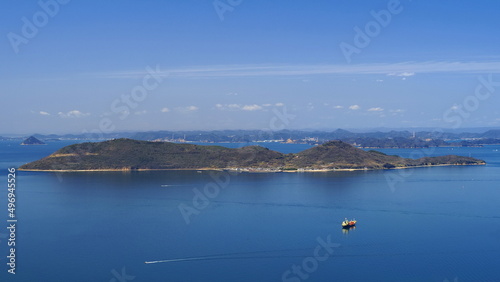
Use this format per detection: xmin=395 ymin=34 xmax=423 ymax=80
xmin=5 ymin=128 xmax=500 ymax=149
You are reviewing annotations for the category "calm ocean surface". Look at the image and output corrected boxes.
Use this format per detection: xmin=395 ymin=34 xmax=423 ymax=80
xmin=1 ymin=140 xmax=499 ymax=282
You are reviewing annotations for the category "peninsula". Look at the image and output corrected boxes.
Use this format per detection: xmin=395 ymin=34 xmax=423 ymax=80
xmin=18 ymin=138 xmax=486 ymax=172
xmin=21 ymin=136 xmax=46 ymax=145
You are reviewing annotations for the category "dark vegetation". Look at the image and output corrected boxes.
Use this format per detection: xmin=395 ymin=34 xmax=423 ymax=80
xmin=21 ymin=136 xmax=46 ymax=145
xmin=19 ymin=139 xmax=486 ymax=171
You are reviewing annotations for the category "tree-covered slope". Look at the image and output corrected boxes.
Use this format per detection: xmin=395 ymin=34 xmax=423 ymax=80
xmin=285 ymin=140 xmax=484 ymax=170
xmin=19 ymin=138 xmax=485 ymax=171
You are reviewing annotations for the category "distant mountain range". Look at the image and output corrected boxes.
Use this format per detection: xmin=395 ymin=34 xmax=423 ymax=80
xmin=126 ymin=128 xmax=500 ymax=141
xmin=19 ymin=128 xmax=499 ymax=141
xmin=19 ymin=138 xmax=485 ymax=172
xmin=8 ymin=128 xmax=496 ymax=148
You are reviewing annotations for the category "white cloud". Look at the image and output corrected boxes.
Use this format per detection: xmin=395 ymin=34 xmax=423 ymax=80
xmin=175 ymin=106 xmax=199 ymax=113
xmin=215 ymin=104 xmax=239 ymax=110
xmin=227 ymin=104 xmax=240 ymax=109
xmin=390 ymin=109 xmax=405 ymax=114
xmin=39 ymin=111 xmax=50 ymax=116
xmin=388 ymin=72 xmax=415 ymax=77
xmin=333 ymin=105 xmax=343 ymax=109
xmin=349 ymin=105 xmax=360 ymax=110
xmin=215 ymin=103 xmax=268 ymax=111
xmin=368 ymin=107 xmax=384 ymax=112
xmin=242 ymin=104 xmax=263 ymax=111
xmin=58 ymin=110 xmax=90 ymax=118
xmin=216 ymin=103 xmax=278 ymax=111
xmin=376 ymin=79 xmax=384 ymax=82
xmin=401 ymin=72 xmax=415 ymax=77
xmin=161 ymin=107 xmax=170 ymax=112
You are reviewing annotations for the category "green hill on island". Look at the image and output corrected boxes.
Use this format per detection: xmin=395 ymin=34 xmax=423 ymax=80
xmin=19 ymin=138 xmax=485 ymax=171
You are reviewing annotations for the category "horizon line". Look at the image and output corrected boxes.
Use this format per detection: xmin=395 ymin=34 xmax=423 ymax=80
xmin=3 ymin=126 xmax=500 ymax=137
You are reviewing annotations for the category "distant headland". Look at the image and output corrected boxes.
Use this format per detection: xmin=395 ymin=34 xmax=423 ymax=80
xmin=21 ymin=136 xmax=46 ymax=145
xmin=18 ymin=138 xmax=486 ymax=172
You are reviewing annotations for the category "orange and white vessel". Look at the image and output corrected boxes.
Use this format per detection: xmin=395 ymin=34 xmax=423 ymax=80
xmin=341 ymin=218 xmax=356 ymax=228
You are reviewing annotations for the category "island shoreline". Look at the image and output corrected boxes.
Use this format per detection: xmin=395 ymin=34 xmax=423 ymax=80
xmin=18 ymin=163 xmax=486 ymax=173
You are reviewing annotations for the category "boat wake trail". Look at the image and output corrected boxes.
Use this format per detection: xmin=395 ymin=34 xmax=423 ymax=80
xmin=144 ymin=246 xmax=500 ymax=264
xmin=144 ymin=248 xmax=314 ymax=264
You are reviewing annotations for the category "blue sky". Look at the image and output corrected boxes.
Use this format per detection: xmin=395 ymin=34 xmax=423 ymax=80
xmin=2 ymin=0 xmax=500 ymax=134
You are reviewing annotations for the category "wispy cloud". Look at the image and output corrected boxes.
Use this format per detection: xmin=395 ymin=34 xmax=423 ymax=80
xmin=161 ymin=107 xmax=170 ymax=113
xmin=227 ymin=104 xmax=241 ymax=109
xmin=368 ymin=107 xmax=384 ymax=112
xmin=176 ymin=106 xmax=199 ymax=112
xmin=216 ymin=103 xmax=283 ymax=111
xmin=387 ymin=72 xmax=415 ymax=77
xmin=242 ymin=104 xmax=263 ymax=111
xmin=349 ymin=105 xmax=360 ymax=110
xmin=390 ymin=109 xmax=405 ymax=114
xmin=58 ymin=110 xmax=90 ymax=118
xmin=216 ymin=104 xmax=240 ymax=110
xmin=39 ymin=111 xmax=50 ymax=116
xmin=92 ymin=61 xmax=500 ymax=79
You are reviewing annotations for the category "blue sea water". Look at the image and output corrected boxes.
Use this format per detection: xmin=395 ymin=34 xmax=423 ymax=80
xmin=0 ymin=141 xmax=499 ymax=282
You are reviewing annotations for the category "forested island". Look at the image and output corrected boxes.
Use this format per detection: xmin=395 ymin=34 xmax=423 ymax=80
xmin=21 ymin=136 xmax=46 ymax=145
xmin=19 ymin=138 xmax=486 ymax=172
